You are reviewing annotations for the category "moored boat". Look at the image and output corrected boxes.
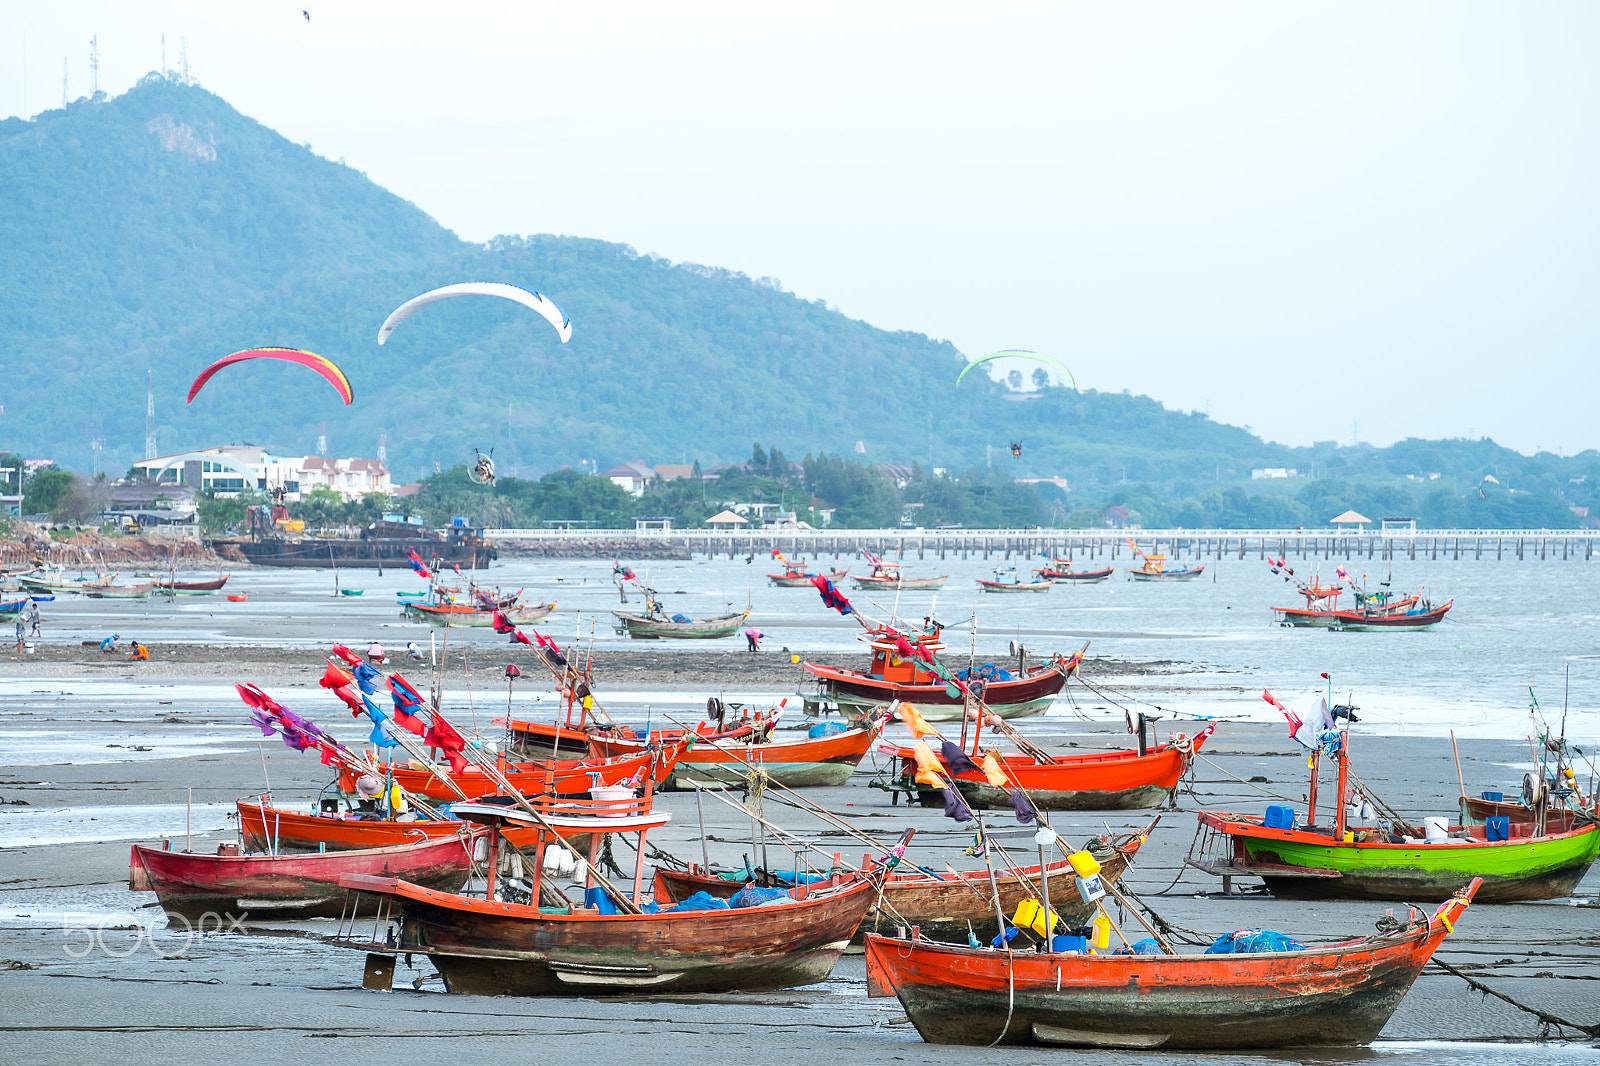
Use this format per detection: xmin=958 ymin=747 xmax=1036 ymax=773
xmin=976 ymin=567 xmax=1053 ymax=593
xmin=863 ymin=882 xmax=1481 ymax=1050
xmin=409 ymin=600 xmax=555 ymax=627
xmin=850 ymin=555 xmax=947 ymax=591
xmin=1033 ymin=561 xmax=1113 ymax=583
xmin=767 ymin=551 xmax=849 ymax=588
xmin=342 ymin=740 xmax=688 ymax=801
xmin=129 ymin=831 xmax=480 ymax=921
xmin=1126 ymin=558 xmax=1205 ymax=581
xmin=1329 ymin=600 xmax=1452 ymax=630
xmin=804 ymin=623 xmax=1080 ymax=720
xmin=337 ymin=800 xmax=896 ymax=996
xmin=587 ymin=716 xmax=887 ymax=789
xmin=153 ymin=574 xmax=231 ymax=594
xmin=612 ymin=587 xmax=747 ymax=639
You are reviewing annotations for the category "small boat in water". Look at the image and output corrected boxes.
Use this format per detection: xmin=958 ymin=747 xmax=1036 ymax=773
xmin=153 ymin=574 xmax=231 ymax=594
xmin=864 ymin=881 xmax=1481 ymax=1050
xmin=850 ymin=554 xmax=947 ymax=591
xmin=1033 ymin=560 xmax=1113 ymax=583
xmin=976 ymin=567 xmax=1053 ymax=593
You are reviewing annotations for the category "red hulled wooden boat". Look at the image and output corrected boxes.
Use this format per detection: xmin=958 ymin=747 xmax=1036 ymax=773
xmin=339 ymin=740 xmax=687 ymax=801
xmin=863 ymin=881 xmax=1480 ymax=1050
xmin=850 ymin=558 xmax=947 ymax=591
xmin=768 ymin=562 xmax=850 ymax=588
xmin=805 ymin=625 xmax=1080 ymax=720
xmin=337 ymin=800 xmax=897 ymax=996
xmin=880 ymin=725 xmax=1212 ymax=811
xmin=128 ymin=831 xmax=480 ymax=921
xmin=1033 ymin=562 xmax=1114 ymax=583
xmin=1329 ymin=600 xmax=1452 ymax=630
xmin=586 ymin=716 xmax=887 ymax=789
xmin=153 ymin=574 xmax=231 ymax=593
xmin=236 ymin=799 xmax=591 ymax=855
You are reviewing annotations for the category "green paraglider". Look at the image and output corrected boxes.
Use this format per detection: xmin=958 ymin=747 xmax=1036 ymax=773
xmin=955 ymin=350 xmax=1075 ymax=390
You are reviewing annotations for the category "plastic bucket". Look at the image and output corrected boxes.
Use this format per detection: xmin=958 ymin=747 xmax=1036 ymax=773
xmin=1423 ymin=816 xmax=1449 ymax=842
xmin=590 ymin=785 xmax=634 ymax=817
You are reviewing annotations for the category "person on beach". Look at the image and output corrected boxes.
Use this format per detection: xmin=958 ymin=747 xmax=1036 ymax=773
xmin=367 ymin=642 xmax=388 ymax=664
xmin=13 ymin=614 xmax=24 ymax=653
xmin=744 ymin=628 xmax=763 ymax=653
xmin=26 ymin=599 xmax=40 ymax=638
xmin=100 ymin=634 xmax=119 ymax=653
xmin=127 ymin=641 xmax=149 ymax=661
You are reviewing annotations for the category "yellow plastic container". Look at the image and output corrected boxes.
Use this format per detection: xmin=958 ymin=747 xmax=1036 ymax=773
xmin=1012 ymin=899 xmax=1062 ymax=938
xmin=1068 ymin=850 xmax=1102 ymax=878
xmin=1090 ymin=913 xmax=1111 ymax=950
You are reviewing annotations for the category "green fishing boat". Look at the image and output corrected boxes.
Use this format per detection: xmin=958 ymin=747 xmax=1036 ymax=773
xmin=1192 ymin=722 xmax=1600 ymax=902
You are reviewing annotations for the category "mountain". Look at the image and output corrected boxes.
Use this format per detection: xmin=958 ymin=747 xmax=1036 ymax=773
xmin=1 ymin=76 xmax=1595 ymax=529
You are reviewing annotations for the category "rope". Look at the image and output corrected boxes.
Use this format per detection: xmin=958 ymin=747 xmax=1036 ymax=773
xmin=1194 ymin=753 xmax=1303 ymax=804
xmin=1147 ymin=820 xmax=1202 ymax=895
xmin=1111 ymin=881 xmax=1215 ymax=946
xmin=1429 ymin=957 xmax=1600 ymax=1038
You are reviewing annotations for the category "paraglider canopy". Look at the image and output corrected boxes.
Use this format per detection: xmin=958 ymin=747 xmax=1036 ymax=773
xmin=186 ymin=348 xmax=353 ymax=405
xmin=956 ymin=350 xmax=1075 ymax=390
xmin=377 ymin=282 xmax=572 ymax=346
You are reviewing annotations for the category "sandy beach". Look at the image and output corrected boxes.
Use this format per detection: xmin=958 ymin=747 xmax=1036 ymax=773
xmin=2 ymin=640 xmax=1597 ymax=1065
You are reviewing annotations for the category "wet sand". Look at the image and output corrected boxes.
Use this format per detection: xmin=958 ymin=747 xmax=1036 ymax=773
xmin=2 ymin=657 xmax=1598 ymax=1064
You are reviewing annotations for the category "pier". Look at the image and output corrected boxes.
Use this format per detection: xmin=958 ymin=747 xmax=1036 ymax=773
xmin=485 ymin=528 xmax=1600 ymax=562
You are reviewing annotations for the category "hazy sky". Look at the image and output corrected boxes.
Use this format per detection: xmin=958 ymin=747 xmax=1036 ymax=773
xmin=5 ymin=2 xmax=1598 ymax=455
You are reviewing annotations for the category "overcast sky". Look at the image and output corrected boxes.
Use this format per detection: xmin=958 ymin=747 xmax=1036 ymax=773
xmin=5 ymin=2 xmax=1597 ymax=455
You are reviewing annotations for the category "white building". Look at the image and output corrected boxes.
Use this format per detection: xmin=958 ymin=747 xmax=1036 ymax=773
xmin=127 ymin=445 xmax=390 ymax=501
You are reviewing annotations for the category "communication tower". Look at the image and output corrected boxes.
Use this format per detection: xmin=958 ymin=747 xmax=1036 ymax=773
xmin=145 ymin=370 xmax=156 ymax=460
xmin=317 ymin=421 xmax=327 ymax=457
xmin=89 ymin=35 xmax=99 ymax=95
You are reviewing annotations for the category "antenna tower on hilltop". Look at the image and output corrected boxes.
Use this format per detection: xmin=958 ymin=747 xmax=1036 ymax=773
xmin=145 ymin=371 xmax=156 ymax=459
xmin=377 ymin=431 xmax=387 ymax=467
xmin=179 ymin=37 xmax=189 ymax=84
xmin=61 ymin=58 xmax=68 ymax=106
xmin=89 ymin=35 xmax=99 ymax=95
xmin=317 ymin=422 xmax=327 ymax=457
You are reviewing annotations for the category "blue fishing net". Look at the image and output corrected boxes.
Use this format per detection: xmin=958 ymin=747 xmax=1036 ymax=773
xmin=1204 ymin=929 xmax=1306 ymax=954
xmin=808 ymin=722 xmax=847 ymax=738
xmin=729 ymin=885 xmax=792 ymax=909
xmin=667 ymin=891 xmax=731 ymax=912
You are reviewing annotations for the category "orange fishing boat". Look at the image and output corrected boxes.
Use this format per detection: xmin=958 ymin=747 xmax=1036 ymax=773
xmin=587 ymin=714 xmax=887 ymax=789
xmin=338 ymin=740 xmax=688 ymax=801
xmin=863 ymin=881 xmax=1481 ymax=1049
xmin=236 ymin=798 xmax=591 ymax=854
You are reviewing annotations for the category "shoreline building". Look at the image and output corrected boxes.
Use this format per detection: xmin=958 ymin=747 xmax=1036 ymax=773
xmin=127 ymin=446 xmax=390 ymax=501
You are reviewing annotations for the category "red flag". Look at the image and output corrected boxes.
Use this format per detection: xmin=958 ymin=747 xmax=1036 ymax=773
xmin=511 ymin=629 xmax=535 ymax=647
xmin=425 ymin=715 xmax=467 ymax=753
xmin=443 ymin=749 xmax=470 ymax=774
xmin=319 ymin=662 xmax=354 ymax=690
xmin=392 ymin=706 xmax=427 ymax=736
xmin=332 ymin=685 xmax=364 ymax=716
xmin=389 ymin=673 xmax=425 ymax=706
xmin=319 ymin=745 xmax=341 ymax=767
xmin=329 ymin=643 xmax=363 ymax=668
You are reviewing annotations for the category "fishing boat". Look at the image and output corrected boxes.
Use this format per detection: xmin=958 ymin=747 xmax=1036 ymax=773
xmin=409 ymin=600 xmax=555 ymax=627
xmin=1329 ymin=599 xmax=1451 ymax=630
xmin=237 ymin=798 xmax=592 ymax=857
xmin=1191 ymin=724 xmax=1598 ymax=902
xmin=588 ymin=715 xmax=887 ymax=789
xmin=767 ymin=551 xmax=849 ymax=588
xmin=396 ymin=590 xmax=426 ymax=600
xmin=336 ymin=800 xmax=895 ymax=996
xmin=128 ymin=832 xmax=480 ymax=922
xmin=804 ymin=623 xmax=1080 ymax=720
xmin=655 ymin=819 xmax=1154 ymax=944
xmin=153 ymin=574 xmax=231 ymax=594
xmin=343 ymin=740 xmax=689 ymax=802
xmin=881 ymin=725 xmax=1212 ymax=811
xmin=83 ymin=581 xmax=159 ymax=599
xmin=1126 ymin=555 xmax=1205 ymax=581
xmin=1032 ymin=561 xmax=1114 ymax=583
xmin=225 ymin=509 xmax=498 ymax=569
xmin=976 ymin=567 xmax=1054 ymax=593
xmin=17 ymin=571 xmax=94 ymax=595
xmin=340 ymin=588 xmax=365 ymax=596
xmin=851 ymin=557 xmax=947 ymax=591
xmin=612 ymin=586 xmax=747 ymax=639
xmin=863 ymin=882 xmax=1481 ymax=1050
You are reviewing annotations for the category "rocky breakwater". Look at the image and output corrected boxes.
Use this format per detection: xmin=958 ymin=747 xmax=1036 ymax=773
xmin=496 ymin=537 xmax=691 ymax=560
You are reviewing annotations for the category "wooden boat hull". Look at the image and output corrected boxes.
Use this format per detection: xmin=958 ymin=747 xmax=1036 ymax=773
xmin=342 ymin=871 xmax=877 ymax=996
xmin=1201 ymin=813 xmax=1600 ymax=902
xmin=806 ymin=662 xmax=1069 ymax=720
xmin=346 ymin=745 xmax=684 ymax=801
xmin=504 ymin=720 xmax=595 ymax=759
xmin=1459 ymin=794 xmax=1596 ymax=828
xmin=237 ymin=800 xmax=589 ymax=856
xmin=588 ymin=724 xmax=881 ymax=790
xmin=863 ymin=887 xmax=1474 ymax=1049
xmin=1273 ymin=606 xmax=1337 ymax=627
xmin=1330 ymin=604 xmax=1451 ymax=630
xmin=977 ymin=579 xmax=1054 ymax=593
xmin=84 ymin=584 xmax=157 ymax=599
xmin=851 ymin=575 xmax=948 ymax=591
xmin=1035 ymin=567 xmax=1113 ymax=583
xmin=883 ymin=732 xmax=1208 ymax=811
xmin=154 ymin=575 xmax=230 ymax=593
xmin=612 ymin=610 xmax=747 ymax=639
xmin=1126 ymin=566 xmax=1205 ymax=581
xmin=656 ymin=828 xmax=1146 ymax=944
xmin=769 ymin=570 xmax=849 ymax=588
xmin=129 ymin=834 xmax=478 ymax=921
xmin=408 ymin=602 xmax=553 ymax=627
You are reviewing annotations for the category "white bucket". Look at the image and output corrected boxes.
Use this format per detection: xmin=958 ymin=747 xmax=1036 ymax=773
xmin=590 ymin=785 xmax=634 ymax=817
xmin=1423 ymin=816 xmax=1449 ymax=842
xmin=23 ymin=642 xmax=34 ymax=654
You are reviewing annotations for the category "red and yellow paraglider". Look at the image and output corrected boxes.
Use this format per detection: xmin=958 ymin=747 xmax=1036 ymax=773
xmin=186 ymin=348 xmax=354 ymax=405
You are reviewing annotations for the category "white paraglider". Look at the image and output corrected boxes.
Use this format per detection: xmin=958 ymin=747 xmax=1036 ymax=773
xmin=377 ymin=282 xmax=573 ymax=346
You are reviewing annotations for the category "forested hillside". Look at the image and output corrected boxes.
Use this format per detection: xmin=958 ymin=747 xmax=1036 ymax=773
xmin=1 ymin=76 xmax=1595 ymax=529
